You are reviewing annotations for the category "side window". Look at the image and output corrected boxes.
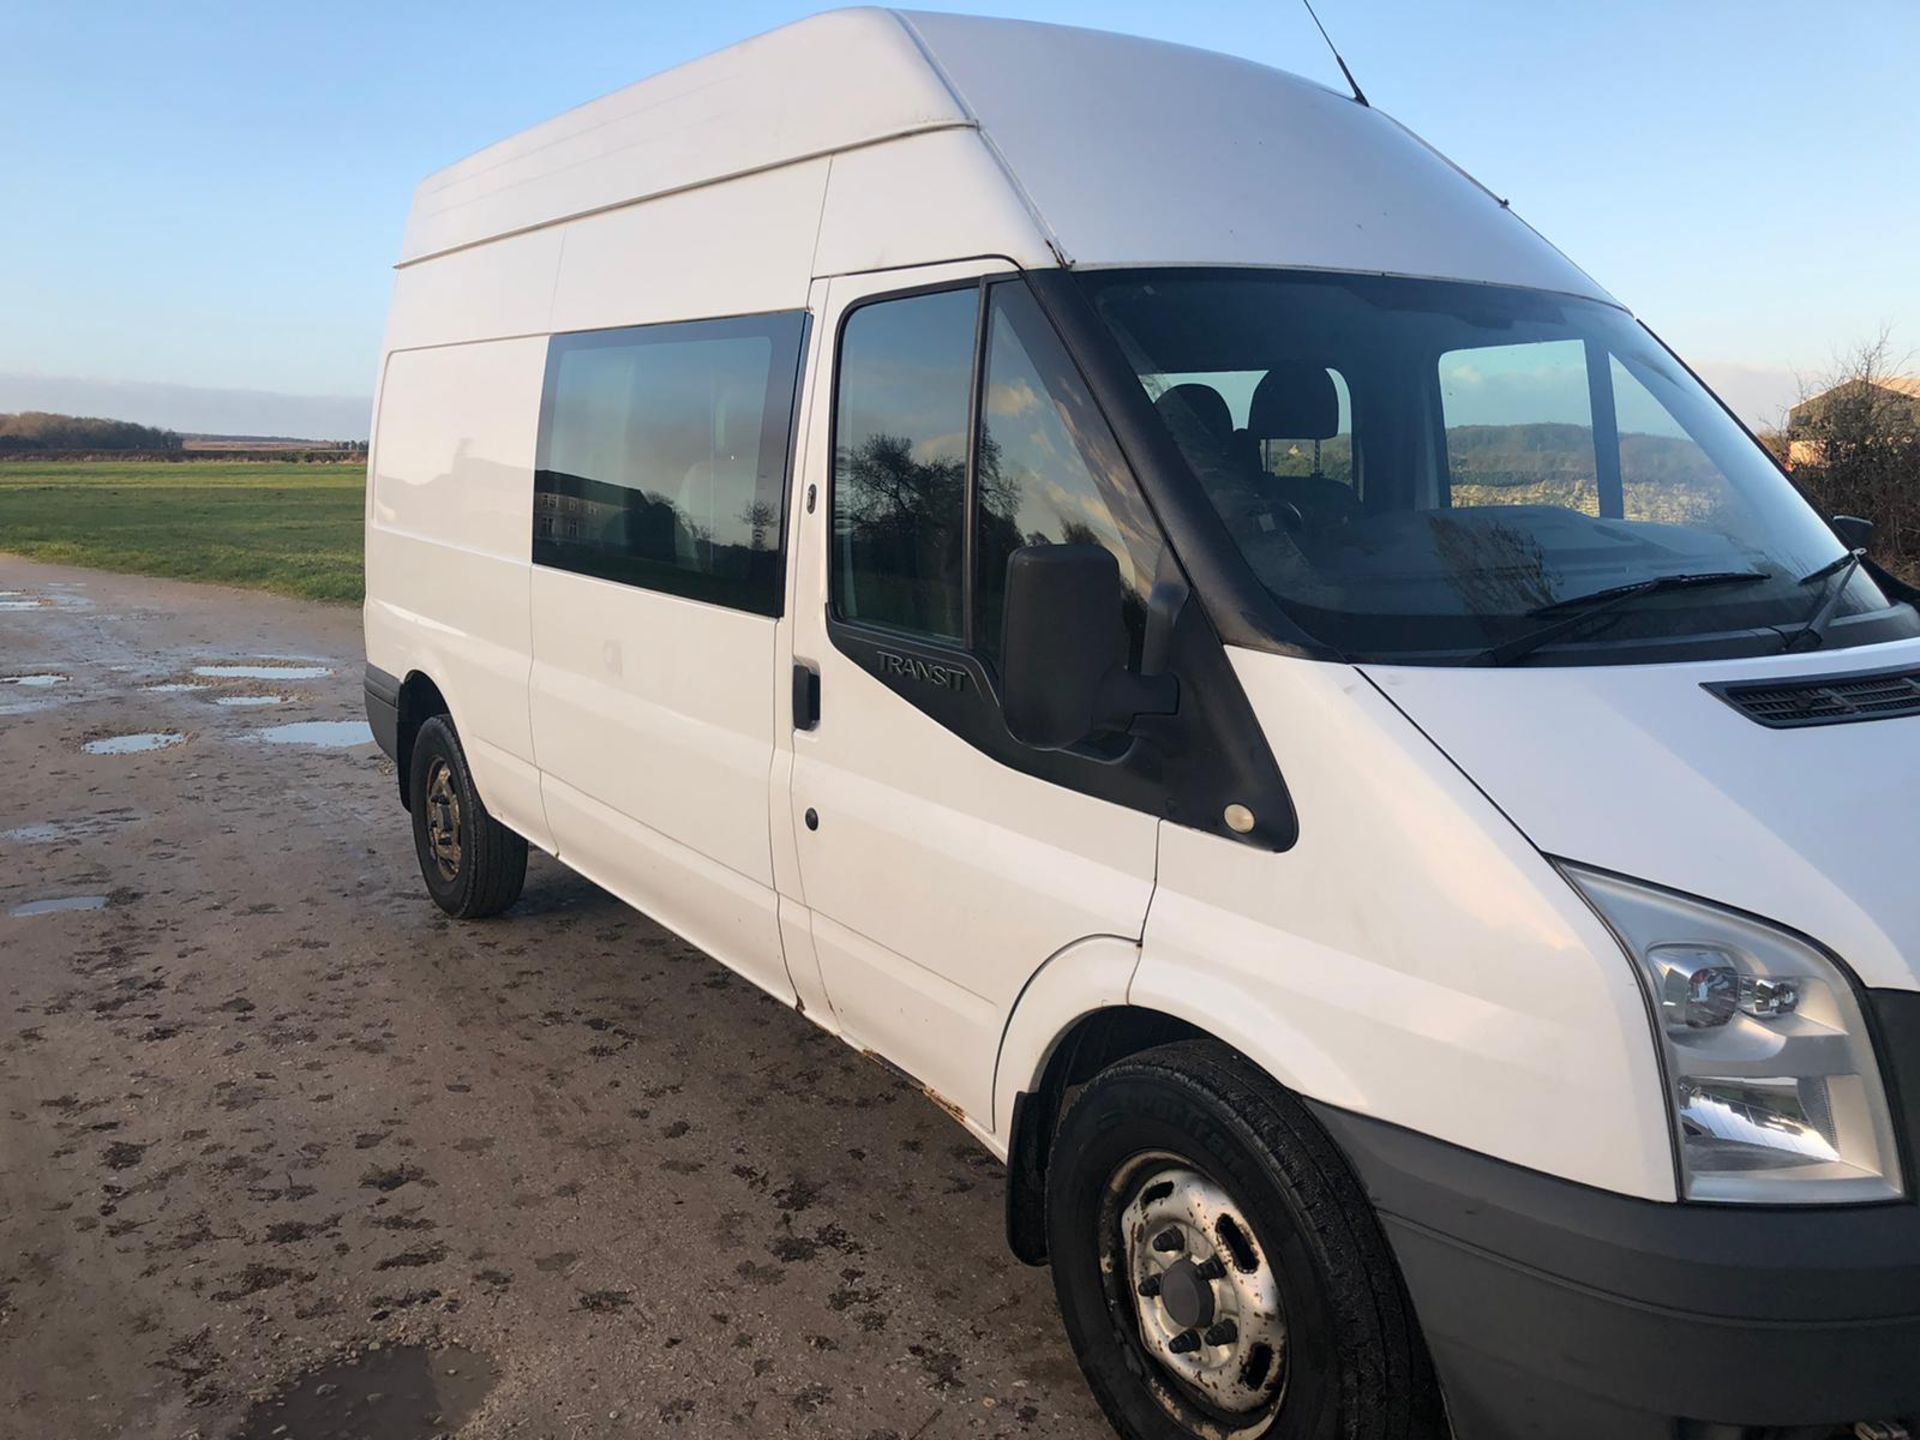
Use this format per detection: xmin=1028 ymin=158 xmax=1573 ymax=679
xmin=977 ymin=283 xmax=1161 ymax=668
xmin=534 ymin=311 xmax=806 ymax=615
xmin=831 ymin=289 xmax=977 ymax=640
xmin=1439 ymin=338 xmax=1598 ymax=516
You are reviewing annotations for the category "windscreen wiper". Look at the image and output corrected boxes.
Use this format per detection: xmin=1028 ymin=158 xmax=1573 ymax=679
xmin=1474 ymin=570 xmax=1768 ymax=667
xmin=1780 ymin=549 xmax=1864 ymax=653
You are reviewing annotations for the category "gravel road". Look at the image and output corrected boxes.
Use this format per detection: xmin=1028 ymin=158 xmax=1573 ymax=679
xmin=0 ymin=558 xmax=1110 ymax=1440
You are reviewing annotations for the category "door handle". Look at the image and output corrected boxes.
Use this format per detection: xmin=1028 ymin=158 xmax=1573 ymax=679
xmin=792 ymin=661 xmax=821 ymax=731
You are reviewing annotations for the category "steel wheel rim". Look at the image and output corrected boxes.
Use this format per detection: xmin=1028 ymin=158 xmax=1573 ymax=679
xmin=1106 ymin=1151 xmax=1288 ymax=1428
xmin=424 ymin=757 xmax=462 ymax=882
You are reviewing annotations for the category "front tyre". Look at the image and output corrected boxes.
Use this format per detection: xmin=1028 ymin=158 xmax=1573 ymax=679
xmin=1045 ymin=1040 xmax=1443 ymax=1440
xmin=408 ymin=714 xmax=527 ymax=919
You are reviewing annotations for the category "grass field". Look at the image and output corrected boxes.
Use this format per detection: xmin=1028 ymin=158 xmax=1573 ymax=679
xmin=0 ymin=461 xmax=365 ymax=603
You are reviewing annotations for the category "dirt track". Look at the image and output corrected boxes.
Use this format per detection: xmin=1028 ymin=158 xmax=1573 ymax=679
xmin=0 ymin=557 xmax=1110 ymax=1440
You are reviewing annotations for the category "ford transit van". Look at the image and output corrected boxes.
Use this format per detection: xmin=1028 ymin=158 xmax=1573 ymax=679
xmin=362 ymin=12 xmax=1920 ymax=1438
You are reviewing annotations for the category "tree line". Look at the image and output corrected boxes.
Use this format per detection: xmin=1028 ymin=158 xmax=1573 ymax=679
xmin=0 ymin=411 xmax=184 ymax=452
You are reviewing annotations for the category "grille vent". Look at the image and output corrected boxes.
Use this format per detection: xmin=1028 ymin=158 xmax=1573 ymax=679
xmin=1709 ymin=666 xmax=1920 ymax=729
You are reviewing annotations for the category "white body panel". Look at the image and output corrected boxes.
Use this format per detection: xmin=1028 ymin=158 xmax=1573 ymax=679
xmin=897 ymin=10 xmax=1603 ymax=294
xmin=397 ymin=9 xmax=968 ymax=265
xmin=783 ymin=264 xmax=1159 ymax=1127
xmin=394 ymin=9 xmax=1604 ymax=301
xmin=365 ymin=338 xmax=551 ymax=851
xmin=1367 ymin=640 xmax=1920 ymax=994
xmin=528 ymin=574 xmax=790 ymax=1000
xmin=1136 ymin=650 xmax=1677 ymax=1199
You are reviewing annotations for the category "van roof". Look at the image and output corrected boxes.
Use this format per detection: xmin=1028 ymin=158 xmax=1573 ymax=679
xmin=398 ymin=8 xmax=1608 ymax=302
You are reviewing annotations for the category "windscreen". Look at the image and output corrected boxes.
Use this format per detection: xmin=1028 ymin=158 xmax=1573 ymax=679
xmin=1082 ymin=269 xmax=1903 ymax=662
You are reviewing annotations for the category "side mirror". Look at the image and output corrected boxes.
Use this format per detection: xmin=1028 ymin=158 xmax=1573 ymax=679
xmin=1832 ymin=514 xmax=1875 ymax=553
xmin=1001 ymin=544 xmax=1177 ymax=750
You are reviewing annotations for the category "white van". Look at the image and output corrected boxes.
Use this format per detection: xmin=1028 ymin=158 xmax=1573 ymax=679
xmin=363 ymin=11 xmax=1920 ymax=1438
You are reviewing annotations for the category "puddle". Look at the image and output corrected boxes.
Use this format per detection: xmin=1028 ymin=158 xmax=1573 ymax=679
xmin=142 ymin=682 xmax=210 ymax=693
xmin=82 ymin=732 xmax=186 ymax=755
xmin=3 ymin=812 xmax=137 ymax=845
xmin=193 ymin=663 xmax=332 ymax=681
xmin=214 ymin=694 xmax=287 ymax=708
xmin=1 ymin=674 xmax=66 ymax=687
xmin=250 ymin=720 xmax=374 ymax=748
xmin=3 ymin=822 xmax=70 ymax=844
xmin=10 ymin=895 xmax=108 ymax=917
xmin=234 ymin=1343 xmax=497 ymax=1440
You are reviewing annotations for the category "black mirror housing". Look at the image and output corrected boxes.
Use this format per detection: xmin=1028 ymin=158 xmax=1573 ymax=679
xmin=1001 ymin=544 xmax=1177 ymax=750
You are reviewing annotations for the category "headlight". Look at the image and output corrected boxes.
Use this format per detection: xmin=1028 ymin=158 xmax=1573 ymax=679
xmin=1563 ymin=864 xmax=1903 ymax=1204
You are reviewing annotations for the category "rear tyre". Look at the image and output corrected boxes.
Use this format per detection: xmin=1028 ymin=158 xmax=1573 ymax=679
xmin=408 ymin=714 xmax=527 ymax=919
xmin=1044 ymin=1040 xmax=1443 ymax=1440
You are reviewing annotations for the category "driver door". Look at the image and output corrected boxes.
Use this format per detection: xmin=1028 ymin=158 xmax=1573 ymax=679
xmin=780 ymin=261 xmax=1165 ymax=1128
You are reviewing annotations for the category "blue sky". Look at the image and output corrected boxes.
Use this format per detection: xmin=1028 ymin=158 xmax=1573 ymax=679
xmin=2 ymin=0 xmax=1914 ymax=435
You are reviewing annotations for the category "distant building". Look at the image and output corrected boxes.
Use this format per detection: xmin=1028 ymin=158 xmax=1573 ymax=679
xmin=1787 ymin=376 xmax=1920 ymax=465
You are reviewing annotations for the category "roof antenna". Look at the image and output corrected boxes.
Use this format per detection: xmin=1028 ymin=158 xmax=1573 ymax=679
xmin=1301 ymin=0 xmax=1370 ymax=107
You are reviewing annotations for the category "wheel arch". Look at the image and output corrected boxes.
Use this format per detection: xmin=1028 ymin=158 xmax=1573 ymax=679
xmin=1001 ymin=991 xmax=1210 ymax=1266
xmin=394 ymin=669 xmax=452 ymax=809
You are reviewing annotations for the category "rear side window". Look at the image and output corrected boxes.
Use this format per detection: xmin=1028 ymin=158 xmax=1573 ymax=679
xmin=534 ymin=311 xmax=806 ymax=615
xmin=831 ymin=288 xmax=977 ymax=640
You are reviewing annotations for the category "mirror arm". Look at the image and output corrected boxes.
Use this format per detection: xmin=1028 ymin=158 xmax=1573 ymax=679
xmin=1093 ymin=668 xmax=1179 ymax=734
xmin=1141 ymin=576 xmax=1189 ymax=678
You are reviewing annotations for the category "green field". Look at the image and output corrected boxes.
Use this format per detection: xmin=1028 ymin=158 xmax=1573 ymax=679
xmin=0 ymin=460 xmax=365 ymax=603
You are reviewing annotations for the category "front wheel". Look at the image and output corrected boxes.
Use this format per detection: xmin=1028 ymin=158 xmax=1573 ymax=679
xmin=1045 ymin=1040 xmax=1443 ymax=1440
xmin=408 ymin=714 xmax=527 ymax=919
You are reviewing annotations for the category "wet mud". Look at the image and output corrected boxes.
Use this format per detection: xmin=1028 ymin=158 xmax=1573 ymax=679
xmin=0 ymin=557 xmax=1107 ymax=1440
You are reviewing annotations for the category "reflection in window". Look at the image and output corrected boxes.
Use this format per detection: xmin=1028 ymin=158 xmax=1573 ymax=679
xmin=978 ymin=283 xmax=1159 ymax=667
xmin=534 ymin=313 xmax=805 ymax=615
xmin=832 ymin=289 xmax=977 ymax=640
xmin=1440 ymin=339 xmax=1599 ymax=516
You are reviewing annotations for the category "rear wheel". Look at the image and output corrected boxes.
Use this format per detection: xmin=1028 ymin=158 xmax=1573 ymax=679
xmin=1044 ymin=1040 xmax=1443 ymax=1440
xmin=408 ymin=715 xmax=526 ymax=919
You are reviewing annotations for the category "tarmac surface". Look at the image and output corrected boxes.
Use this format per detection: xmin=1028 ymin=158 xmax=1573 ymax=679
xmin=0 ymin=557 xmax=1112 ymax=1440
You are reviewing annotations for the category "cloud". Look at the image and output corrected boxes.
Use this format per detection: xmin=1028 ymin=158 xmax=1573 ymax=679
xmin=0 ymin=372 xmax=371 ymax=441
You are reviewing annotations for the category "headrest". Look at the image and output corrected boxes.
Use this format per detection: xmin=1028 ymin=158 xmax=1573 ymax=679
xmin=1153 ymin=383 xmax=1233 ymax=445
xmin=1249 ymin=364 xmax=1339 ymax=441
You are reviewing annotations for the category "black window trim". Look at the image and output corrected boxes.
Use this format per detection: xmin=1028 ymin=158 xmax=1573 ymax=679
xmin=532 ymin=306 xmax=811 ymax=618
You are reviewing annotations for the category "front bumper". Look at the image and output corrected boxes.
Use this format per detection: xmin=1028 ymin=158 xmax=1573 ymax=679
xmin=1309 ymin=988 xmax=1920 ymax=1439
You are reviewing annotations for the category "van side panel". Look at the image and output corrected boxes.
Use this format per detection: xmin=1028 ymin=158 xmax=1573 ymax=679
xmin=530 ymin=575 xmax=781 ymax=893
xmin=811 ymin=129 xmax=1051 ymax=276
xmin=396 ymin=10 xmax=966 ymax=266
xmin=520 ymin=160 xmax=829 ymax=1004
xmin=550 ymin=161 xmax=829 ymax=333
xmin=365 ymin=337 xmax=550 ymax=851
xmin=384 ymin=227 xmax=565 ymax=351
